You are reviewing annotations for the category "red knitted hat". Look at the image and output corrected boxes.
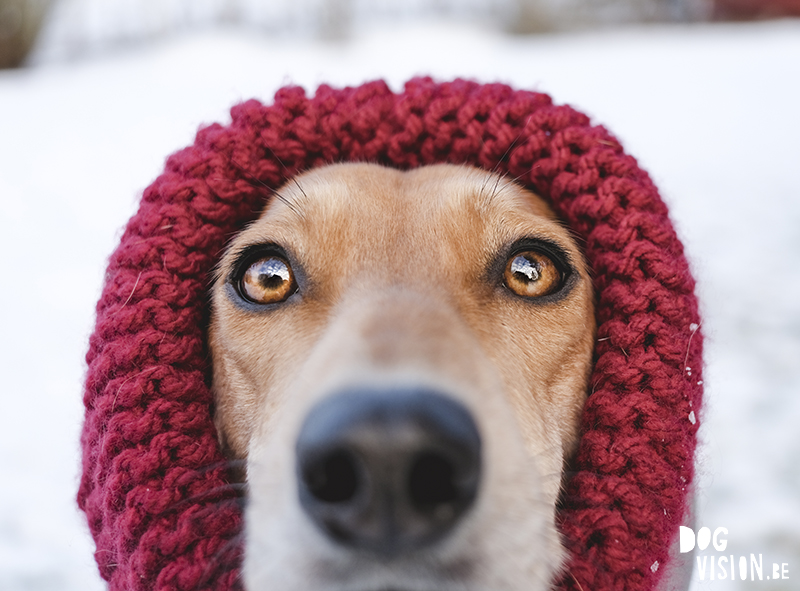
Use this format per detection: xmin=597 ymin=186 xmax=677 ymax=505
xmin=79 ymin=78 xmax=703 ymax=591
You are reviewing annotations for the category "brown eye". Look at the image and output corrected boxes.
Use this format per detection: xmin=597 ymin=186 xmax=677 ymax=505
xmin=504 ymin=251 xmax=562 ymax=298
xmin=240 ymin=255 xmax=296 ymax=304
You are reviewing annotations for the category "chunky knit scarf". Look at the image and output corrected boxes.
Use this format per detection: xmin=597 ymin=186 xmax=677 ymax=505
xmin=79 ymin=77 xmax=703 ymax=591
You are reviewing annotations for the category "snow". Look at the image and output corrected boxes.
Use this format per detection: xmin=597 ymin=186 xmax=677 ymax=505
xmin=1 ymin=13 xmax=799 ymax=591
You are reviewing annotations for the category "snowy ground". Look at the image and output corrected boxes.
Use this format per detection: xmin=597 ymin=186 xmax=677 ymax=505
xmin=1 ymin=13 xmax=799 ymax=591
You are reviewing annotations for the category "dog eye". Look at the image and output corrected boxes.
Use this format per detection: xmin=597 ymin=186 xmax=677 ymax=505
xmin=503 ymin=251 xmax=562 ymax=298
xmin=239 ymin=255 xmax=296 ymax=304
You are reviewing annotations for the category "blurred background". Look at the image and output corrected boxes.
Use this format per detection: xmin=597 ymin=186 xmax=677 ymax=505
xmin=1 ymin=1 xmax=798 ymax=590
xmin=3 ymin=0 xmax=800 ymax=67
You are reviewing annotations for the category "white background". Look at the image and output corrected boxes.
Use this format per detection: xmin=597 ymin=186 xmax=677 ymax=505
xmin=0 ymin=3 xmax=798 ymax=590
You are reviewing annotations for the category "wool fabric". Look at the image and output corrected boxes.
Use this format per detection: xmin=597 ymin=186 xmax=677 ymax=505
xmin=79 ymin=77 xmax=703 ymax=591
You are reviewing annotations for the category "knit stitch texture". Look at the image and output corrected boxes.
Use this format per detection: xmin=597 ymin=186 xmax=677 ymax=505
xmin=79 ymin=77 xmax=703 ymax=591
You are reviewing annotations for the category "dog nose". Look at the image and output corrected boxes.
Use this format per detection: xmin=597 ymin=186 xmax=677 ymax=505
xmin=295 ymin=388 xmax=481 ymax=554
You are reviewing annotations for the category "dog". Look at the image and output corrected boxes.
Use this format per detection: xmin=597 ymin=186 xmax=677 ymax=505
xmin=208 ymin=162 xmax=596 ymax=590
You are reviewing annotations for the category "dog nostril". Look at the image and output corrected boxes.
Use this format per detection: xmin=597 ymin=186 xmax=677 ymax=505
xmin=303 ymin=449 xmax=359 ymax=503
xmin=408 ymin=452 xmax=459 ymax=511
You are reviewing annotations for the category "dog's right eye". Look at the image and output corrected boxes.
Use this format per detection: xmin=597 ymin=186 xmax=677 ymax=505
xmin=238 ymin=255 xmax=296 ymax=304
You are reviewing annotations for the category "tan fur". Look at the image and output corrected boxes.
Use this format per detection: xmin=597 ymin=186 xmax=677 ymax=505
xmin=209 ymin=163 xmax=596 ymax=590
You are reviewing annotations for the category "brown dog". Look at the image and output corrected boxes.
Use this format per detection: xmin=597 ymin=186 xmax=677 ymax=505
xmin=208 ymin=163 xmax=596 ymax=590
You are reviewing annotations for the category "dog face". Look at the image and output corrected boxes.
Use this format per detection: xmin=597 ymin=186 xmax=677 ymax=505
xmin=209 ymin=163 xmax=595 ymax=590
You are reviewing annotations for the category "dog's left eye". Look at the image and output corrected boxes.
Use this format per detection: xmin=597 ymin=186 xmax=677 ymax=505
xmin=503 ymin=250 xmax=562 ymax=298
xmin=239 ymin=255 xmax=296 ymax=304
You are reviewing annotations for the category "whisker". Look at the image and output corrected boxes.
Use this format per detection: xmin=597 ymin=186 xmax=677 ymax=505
xmin=197 ymin=528 xmax=245 ymax=588
xmin=571 ymin=572 xmax=587 ymax=591
xmin=289 ymin=171 xmax=309 ymax=201
xmin=489 ymin=170 xmax=505 ymax=203
xmin=192 ymin=458 xmax=247 ymax=474
xmin=477 ymin=170 xmax=505 ymax=212
xmin=481 ymin=121 xmax=529 ymax=191
xmin=260 ymin=145 xmax=311 ymax=212
xmin=164 ymin=482 xmax=248 ymax=515
xmin=150 ymin=457 xmax=248 ymax=517
xmin=224 ymin=156 xmax=305 ymax=220
xmin=505 ymin=168 xmax=532 ymax=187
xmin=479 ymin=165 xmax=495 ymax=197
xmin=479 ymin=166 xmax=528 ymax=212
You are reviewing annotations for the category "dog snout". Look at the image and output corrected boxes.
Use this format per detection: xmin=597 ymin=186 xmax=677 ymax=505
xmin=295 ymin=388 xmax=482 ymax=555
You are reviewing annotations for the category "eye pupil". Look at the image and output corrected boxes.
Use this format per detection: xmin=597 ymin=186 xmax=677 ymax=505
xmin=503 ymin=249 xmax=562 ymax=298
xmin=240 ymin=255 xmax=296 ymax=304
xmin=510 ymin=255 xmax=540 ymax=282
xmin=256 ymin=259 xmax=291 ymax=287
